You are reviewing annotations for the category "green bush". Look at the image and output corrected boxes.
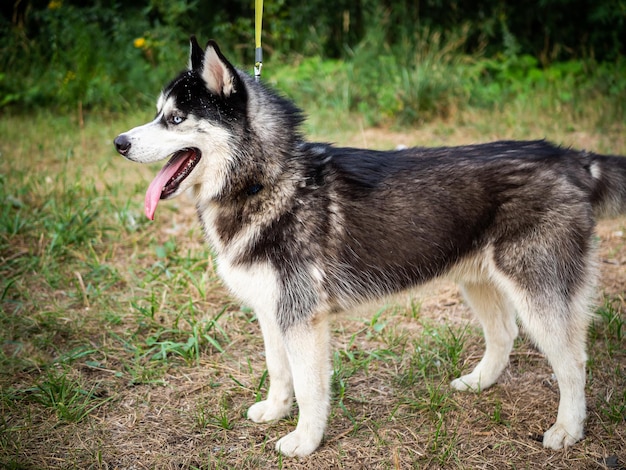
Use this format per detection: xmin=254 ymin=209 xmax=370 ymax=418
xmin=0 ymin=2 xmax=189 ymax=111
xmin=268 ymin=23 xmax=626 ymax=128
xmin=1 ymin=1 xmax=624 ymax=126
xmin=268 ymin=26 xmax=479 ymax=126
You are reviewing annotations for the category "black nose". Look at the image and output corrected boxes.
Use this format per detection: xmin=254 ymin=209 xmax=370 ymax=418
xmin=114 ymin=134 xmax=131 ymax=156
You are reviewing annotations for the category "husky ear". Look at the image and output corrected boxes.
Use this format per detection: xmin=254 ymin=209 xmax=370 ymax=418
xmin=189 ymin=35 xmax=204 ymax=71
xmin=201 ymin=40 xmax=240 ymax=98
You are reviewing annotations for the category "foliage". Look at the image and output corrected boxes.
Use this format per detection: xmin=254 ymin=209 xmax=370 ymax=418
xmin=0 ymin=0 xmax=624 ymax=116
xmin=267 ymin=26 xmax=626 ymax=127
xmin=0 ymin=1 xmax=189 ymax=110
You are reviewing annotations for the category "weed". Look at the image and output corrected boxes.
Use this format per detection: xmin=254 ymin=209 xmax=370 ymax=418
xmin=367 ymin=307 xmax=388 ymax=336
xmin=430 ymin=416 xmax=458 ymax=465
xmin=597 ymin=388 xmax=626 ymax=424
xmin=19 ymin=369 xmax=111 ymax=423
xmin=408 ymin=297 xmax=422 ymax=320
xmin=405 ymin=377 xmax=455 ymax=417
xmin=195 ymin=398 xmax=234 ymax=431
xmin=489 ymin=399 xmax=510 ymax=426
xmin=399 ymin=323 xmax=469 ymax=386
xmin=253 ymin=369 xmax=268 ymax=403
xmin=589 ymin=297 xmax=626 ymax=426
xmin=122 ymin=360 xmax=168 ymax=387
xmin=595 ymin=297 xmax=624 ymax=344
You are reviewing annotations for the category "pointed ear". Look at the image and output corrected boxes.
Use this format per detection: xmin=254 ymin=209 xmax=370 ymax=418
xmin=189 ymin=35 xmax=204 ymax=71
xmin=201 ymin=40 xmax=240 ymax=97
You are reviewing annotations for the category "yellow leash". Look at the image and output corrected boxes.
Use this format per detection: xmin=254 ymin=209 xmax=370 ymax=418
xmin=254 ymin=0 xmax=264 ymax=81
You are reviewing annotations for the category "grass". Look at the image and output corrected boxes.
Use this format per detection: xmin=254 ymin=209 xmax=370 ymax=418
xmin=0 ymin=83 xmax=625 ymax=469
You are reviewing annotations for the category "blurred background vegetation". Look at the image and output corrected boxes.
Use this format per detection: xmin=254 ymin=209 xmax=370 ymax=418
xmin=1 ymin=0 xmax=625 ymax=126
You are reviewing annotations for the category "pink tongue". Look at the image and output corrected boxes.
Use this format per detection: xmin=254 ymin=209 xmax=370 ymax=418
xmin=144 ymin=154 xmax=189 ymax=220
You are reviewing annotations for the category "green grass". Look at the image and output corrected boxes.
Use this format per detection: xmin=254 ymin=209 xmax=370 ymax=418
xmin=17 ymin=368 xmax=113 ymax=423
xmin=589 ymin=298 xmax=626 ymax=427
xmin=1 ymin=85 xmax=625 ymax=468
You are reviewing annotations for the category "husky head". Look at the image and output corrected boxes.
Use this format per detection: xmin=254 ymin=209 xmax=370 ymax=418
xmin=113 ymin=37 xmax=249 ymax=220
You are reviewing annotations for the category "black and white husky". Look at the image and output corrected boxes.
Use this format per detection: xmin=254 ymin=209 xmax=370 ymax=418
xmin=114 ymin=37 xmax=626 ymax=457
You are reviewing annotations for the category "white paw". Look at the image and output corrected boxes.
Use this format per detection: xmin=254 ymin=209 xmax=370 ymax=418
xmin=247 ymin=399 xmax=292 ymax=423
xmin=543 ymin=422 xmax=583 ymax=449
xmin=451 ymin=374 xmax=482 ymax=392
xmin=276 ymin=430 xmax=322 ymax=457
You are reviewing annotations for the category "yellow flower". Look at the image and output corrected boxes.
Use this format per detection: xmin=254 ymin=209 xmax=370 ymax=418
xmin=133 ymin=37 xmax=146 ymax=49
xmin=63 ymin=71 xmax=76 ymax=85
xmin=48 ymin=0 xmax=62 ymax=9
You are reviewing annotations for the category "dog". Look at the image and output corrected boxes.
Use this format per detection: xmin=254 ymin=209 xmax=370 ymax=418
xmin=114 ymin=36 xmax=626 ymax=457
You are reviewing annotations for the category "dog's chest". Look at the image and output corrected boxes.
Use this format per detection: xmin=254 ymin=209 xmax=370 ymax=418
xmin=216 ymin=255 xmax=281 ymax=314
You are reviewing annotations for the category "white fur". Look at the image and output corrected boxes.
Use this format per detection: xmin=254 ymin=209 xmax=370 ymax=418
xmin=119 ymin=97 xmax=235 ymax=202
xmin=274 ymin=315 xmax=331 ymax=457
xmin=216 ymin=260 xmax=294 ymax=425
xmin=590 ymin=161 xmax=601 ymax=180
xmin=217 ymin=258 xmax=330 ymax=457
xmin=449 ymin=246 xmax=593 ymax=448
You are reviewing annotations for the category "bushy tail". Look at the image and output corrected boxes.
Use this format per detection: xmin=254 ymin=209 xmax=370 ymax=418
xmin=590 ymin=153 xmax=626 ymax=218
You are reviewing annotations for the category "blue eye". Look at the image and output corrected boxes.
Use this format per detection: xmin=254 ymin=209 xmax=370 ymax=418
xmin=171 ymin=115 xmax=185 ymax=125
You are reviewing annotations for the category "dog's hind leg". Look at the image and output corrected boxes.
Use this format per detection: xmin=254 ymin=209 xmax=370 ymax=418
xmin=247 ymin=308 xmax=294 ymax=423
xmin=451 ymin=281 xmax=518 ymax=392
xmin=514 ymin=293 xmax=590 ymax=449
xmin=274 ymin=311 xmax=332 ymax=457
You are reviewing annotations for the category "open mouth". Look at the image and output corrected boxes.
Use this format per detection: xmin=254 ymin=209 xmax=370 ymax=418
xmin=144 ymin=148 xmax=201 ymax=220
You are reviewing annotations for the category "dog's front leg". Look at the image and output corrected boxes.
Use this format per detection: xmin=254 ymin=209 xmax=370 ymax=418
xmin=275 ymin=311 xmax=331 ymax=457
xmin=248 ymin=308 xmax=295 ymax=422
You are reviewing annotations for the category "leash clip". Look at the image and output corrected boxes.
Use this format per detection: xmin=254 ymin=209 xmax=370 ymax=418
xmin=254 ymin=47 xmax=263 ymax=81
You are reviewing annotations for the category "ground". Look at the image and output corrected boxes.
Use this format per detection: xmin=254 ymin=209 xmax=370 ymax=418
xmin=1 ymin=119 xmax=624 ymax=469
